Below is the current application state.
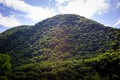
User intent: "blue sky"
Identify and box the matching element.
[0,0,120,32]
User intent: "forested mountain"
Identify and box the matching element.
[0,14,120,80]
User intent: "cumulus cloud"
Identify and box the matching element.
[0,0,110,28]
[56,0,109,18]
[0,0,56,21]
[113,19,120,27]
[55,0,70,6]
[0,13,21,28]
[116,2,120,9]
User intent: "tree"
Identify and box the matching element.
[0,54,11,80]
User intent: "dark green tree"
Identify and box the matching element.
[0,54,11,80]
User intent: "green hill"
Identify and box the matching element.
[0,14,120,80]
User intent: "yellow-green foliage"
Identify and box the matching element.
[0,54,11,80]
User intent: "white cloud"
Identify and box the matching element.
[55,0,70,6]
[116,2,120,8]
[0,13,21,28]
[0,0,56,21]
[49,0,52,3]
[0,0,110,28]
[57,0,109,18]
[113,19,120,27]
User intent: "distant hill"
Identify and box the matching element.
[0,14,120,80]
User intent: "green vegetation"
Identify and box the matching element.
[9,51,120,80]
[0,54,11,80]
[0,14,120,80]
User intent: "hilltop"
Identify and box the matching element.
[0,14,120,80]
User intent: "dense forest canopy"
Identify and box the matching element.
[0,14,120,80]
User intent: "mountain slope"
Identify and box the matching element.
[0,25,8,33]
[0,14,120,66]
[0,14,120,80]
